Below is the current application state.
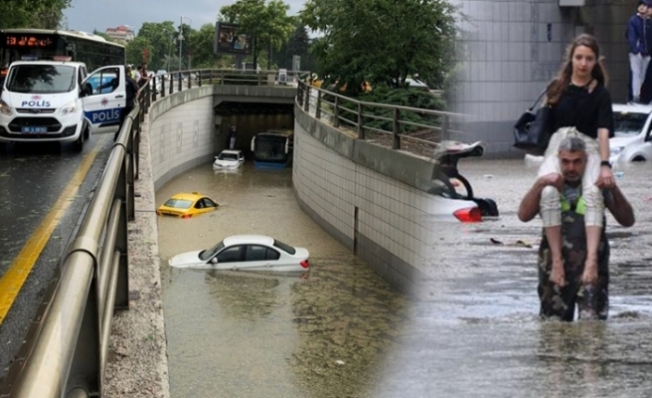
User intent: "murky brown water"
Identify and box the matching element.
[159,157,652,398]
[157,163,411,398]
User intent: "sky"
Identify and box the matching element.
[63,0,306,34]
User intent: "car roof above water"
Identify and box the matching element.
[223,235,275,247]
[613,103,652,114]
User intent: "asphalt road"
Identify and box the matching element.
[0,134,114,382]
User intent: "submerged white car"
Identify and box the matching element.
[213,149,245,171]
[168,235,310,272]
[609,103,652,167]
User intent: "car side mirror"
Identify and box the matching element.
[81,83,93,97]
[211,257,218,264]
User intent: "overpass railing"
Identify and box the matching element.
[295,80,468,158]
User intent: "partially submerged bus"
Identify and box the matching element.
[0,29,125,85]
[250,129,294,169]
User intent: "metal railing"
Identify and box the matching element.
[0,81,150,398]
[296,80,468,157]
[0,68,458,397]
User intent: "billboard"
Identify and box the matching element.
[214,22,252,55]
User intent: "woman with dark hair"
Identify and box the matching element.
[537,33,615,289]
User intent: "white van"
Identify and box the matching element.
[0,60,128,151]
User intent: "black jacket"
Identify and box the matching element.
[125,76,139,108]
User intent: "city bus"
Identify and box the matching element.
[250,129,294,169]
[0,29,125,85]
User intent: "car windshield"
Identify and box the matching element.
[163,198,193,209]
[218,152,239,160]
[199,241,225,261]
[6,64,75,94]
[273,239,296,255]
[613,111,648,137]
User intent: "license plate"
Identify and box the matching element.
[21,126,47,134]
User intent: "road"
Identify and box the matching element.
[0,135,114,381]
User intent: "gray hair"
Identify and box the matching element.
[558,136,586,153]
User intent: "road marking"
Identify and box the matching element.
[0,141,103,325]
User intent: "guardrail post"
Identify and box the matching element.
[152,77,157,102]
[393,108,400,149]
[169,75,173,95]
[304,85,310,112]
[161,76,166,98]
[198,70,202,87]
[178,74,182,92]
[315,90,322,119]
[333,96,340,128]
[357,102,365,139]
[441,115,449,141]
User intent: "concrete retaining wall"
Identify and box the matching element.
[293,105,440,295]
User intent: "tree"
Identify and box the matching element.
[219,0,295,69]
[125,37,152,67]
[136,21,178,71]
[189,24,220,68]
[0,0,71,29]
[301,0,459,94]
[274,24,317,71]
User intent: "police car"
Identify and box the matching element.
[0,59,130,151]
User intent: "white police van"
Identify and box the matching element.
[0,60,128,151]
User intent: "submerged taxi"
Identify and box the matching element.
[156,192,219,218]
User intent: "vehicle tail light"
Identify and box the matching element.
[453,207,482,223]
[300,260,309,269]
[182,214,192,219]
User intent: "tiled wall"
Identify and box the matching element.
[149,95,216,191]
[293,121,439,295]
[450,0,636,157]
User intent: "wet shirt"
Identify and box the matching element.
[549,82,615,139]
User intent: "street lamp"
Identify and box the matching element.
[178,15,193,72]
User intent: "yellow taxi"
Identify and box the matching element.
[156,192,219,218]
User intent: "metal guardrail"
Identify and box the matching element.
[295,80,468,157]
[0,67,453,397]
[0,79,150,398]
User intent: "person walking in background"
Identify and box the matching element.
[228,125,237,149]
[627,0,651,103]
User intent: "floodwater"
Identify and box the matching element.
[158,158,652,398]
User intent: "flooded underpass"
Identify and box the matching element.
[157,163,411,398]
[157,158,652,398]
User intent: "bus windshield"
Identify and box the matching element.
[254,135,288,161]
[5,64,76,94]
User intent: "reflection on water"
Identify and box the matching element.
[158,163,409,398]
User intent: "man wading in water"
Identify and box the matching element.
[518,137,635,321]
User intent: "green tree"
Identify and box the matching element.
[0,0,71,29]
[301,0,458,94]
[189,23,219,68]
[219,0,295,69]
[136,21,178,70]
[274,24,316,71]
[125,36,152,66]
[92,30,114,42]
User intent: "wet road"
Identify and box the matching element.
[0,136,114,381]
[159,158,652,398]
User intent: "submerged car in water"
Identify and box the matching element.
[156,192,219,218]
[168,235,310,272]
[609,103,652,167]
[213,149,245,171]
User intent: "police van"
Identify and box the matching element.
[0,59,129,151]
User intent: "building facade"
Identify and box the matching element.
[104,25,135,43]
[450,0,637,157]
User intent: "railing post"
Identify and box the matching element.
[357,102,365,139]
[333,96,340,128]
[393,108,400,149]
[178,74,182,92]
[315,90,322,119]
[161,75,166,98]
[115,154,130,311]
[152,77,157,102]
[198,70,202,87]
[442,115,449,141]
[304,85,310,112]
